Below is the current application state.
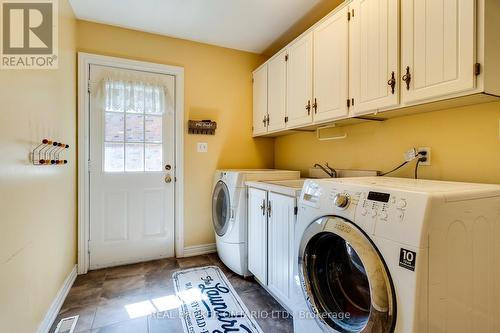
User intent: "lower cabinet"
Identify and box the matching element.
[248,187,296,311]
[248,187,268,284]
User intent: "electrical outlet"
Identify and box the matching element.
[417,147,431,166]
[197,142,208,153]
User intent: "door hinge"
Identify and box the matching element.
[285,54,289,62]
[347,99,351,108]
[87,80,91,94]
[294,206,298,215]
[87,240,91,254]
[87,160,91,172]
[284,116,289,123]
[474,63,481,76]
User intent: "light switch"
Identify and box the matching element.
[197,142,208,153]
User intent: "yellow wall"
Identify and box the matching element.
[77,21,274,247]
[275,101,500,184]
[0,1,77,332]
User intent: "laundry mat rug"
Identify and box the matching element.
[173,266,264,333]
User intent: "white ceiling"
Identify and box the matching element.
[69,0,324,54]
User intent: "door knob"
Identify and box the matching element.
[164,175,172,183]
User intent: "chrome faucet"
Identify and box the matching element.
[313,162,337,178]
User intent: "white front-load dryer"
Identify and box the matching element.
[293,177,500,333]
[212,169,300,277]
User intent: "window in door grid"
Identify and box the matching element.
[104,108,163,172]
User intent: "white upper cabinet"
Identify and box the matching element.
[252,64,268,136]
[252,0,500,137]
[267,50,287,132]
[349,0,399,115]
[401,0,476,105]
[286,32,313,128]
[313,6,349,123]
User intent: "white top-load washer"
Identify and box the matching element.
[293,177,500,333]
[212,169,300,277]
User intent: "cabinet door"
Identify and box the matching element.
[401,0,476,105]
[247,188,268,284]
[252,65,268,136]
[267,192,295,308]
[349,0,399,115]
[286,32,313,128]
[313,6,349,123]
[267,50,287,132]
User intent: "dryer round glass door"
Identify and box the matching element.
[212,181,231,237]
[298,216,396,333]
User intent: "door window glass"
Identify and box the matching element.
[103,105,163,173]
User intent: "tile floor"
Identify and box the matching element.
[50,254,293,333]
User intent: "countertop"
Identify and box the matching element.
[245,179,307,197]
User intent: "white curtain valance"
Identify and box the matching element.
[103,78,166,114]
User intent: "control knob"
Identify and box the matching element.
[333,193,350,209]
[397,199,407,209]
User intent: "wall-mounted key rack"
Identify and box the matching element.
[31,139,69,165]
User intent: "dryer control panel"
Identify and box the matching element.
[359,191,408,223]
[300,179,428,247]
[356,189,427,247]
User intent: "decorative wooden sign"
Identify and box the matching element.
[188,120,217,135]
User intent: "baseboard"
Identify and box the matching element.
[37,265,77,333]
[183,243,217,257]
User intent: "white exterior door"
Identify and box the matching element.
[247,187,268,284]
[267,50,287,132]
[252,65,268,136]
[89,65,175,269]
[313,7,349,123]
[286,32,313,128]
[267,192,295,309]
[349,0,399,115]
[401,0,476,105]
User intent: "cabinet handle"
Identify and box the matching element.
[262,116,266,126]
[260,199,266,216]
[313,98,318,113]
[387,71,396,94]
[305,100,311,115]
[402,66,411,90]
[266,115,270,126]
[267,201,272,217]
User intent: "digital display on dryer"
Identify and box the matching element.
[367,191,390,203]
